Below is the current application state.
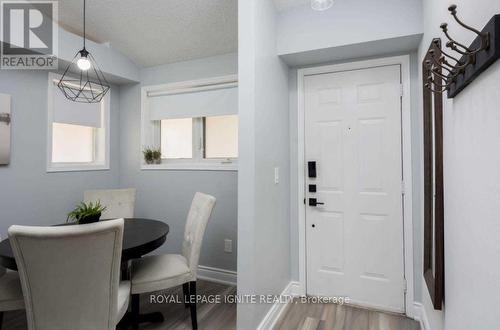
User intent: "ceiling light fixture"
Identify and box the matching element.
[311,0,334,11]
[58,0,110,103]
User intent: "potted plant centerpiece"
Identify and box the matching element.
[67,201,106,224]
[143,147,162,165]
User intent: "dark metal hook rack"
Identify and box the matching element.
[425,5,500,98]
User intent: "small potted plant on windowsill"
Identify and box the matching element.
[143,147,162,165]
[67,201,107,224]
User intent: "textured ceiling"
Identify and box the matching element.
[58,0,237,68]
[274,0,310,11]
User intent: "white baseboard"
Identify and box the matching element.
[413,302,431,330]
[287,281,304,296]
[197,265,237,286]
[257,281,301,330]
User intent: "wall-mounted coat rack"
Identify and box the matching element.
[425,5,500,98]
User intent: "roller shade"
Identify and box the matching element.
[53,84,102,128]
[149,86,237,120]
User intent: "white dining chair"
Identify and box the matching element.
[130,192,216,330]
[84,188,136,219]
[8,219,130,330]
[0,235,24,330]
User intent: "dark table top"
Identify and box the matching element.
[0,218,170,270]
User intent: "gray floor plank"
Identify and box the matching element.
[273,299,420,330]
[3,279,236,330]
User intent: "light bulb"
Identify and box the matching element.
[311,0,334,11]
[77,56,91,71]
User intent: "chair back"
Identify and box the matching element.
[84,188,136,219]
[8,219,124,330]
[182,192,216,276]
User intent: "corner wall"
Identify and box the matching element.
[237,0,291,328]
[118,53,239,272]
[0,70,121,235]
[277,0,422,62]
[417,1,500,329]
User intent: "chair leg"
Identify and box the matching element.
[0,311,4,330]
[183,282,190,308]
[131,294,140,330]
[189,281,197,329]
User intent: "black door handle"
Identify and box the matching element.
[309,198,325,207]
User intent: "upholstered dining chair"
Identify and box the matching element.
[8,219,130,330]
[130,192,216,330]
[84,188,136,219]
[0,235,24,330]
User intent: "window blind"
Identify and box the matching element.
[148,86,237,120]
[53,83,102,128]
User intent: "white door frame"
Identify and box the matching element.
[296,55,415,317]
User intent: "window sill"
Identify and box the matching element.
[141,162,238,172]
[47,164,110,173]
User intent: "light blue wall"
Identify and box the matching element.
[237,0,291,328]
[0,54,238,273]
[0,70,121,236]
[118,53,238,271]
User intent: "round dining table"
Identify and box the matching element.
[0,218,170,326]
[0,218,170,271]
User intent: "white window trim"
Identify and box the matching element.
[46,72,110,173]
[141,74,238,171]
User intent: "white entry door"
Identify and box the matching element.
[304,65,405,312]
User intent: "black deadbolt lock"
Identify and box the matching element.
[308,161,317,178]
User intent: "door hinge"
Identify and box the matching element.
[401,181,405,195]
[400,84,404,97]
[403,279,408,293]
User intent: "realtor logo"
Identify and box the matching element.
[1,1,58,69]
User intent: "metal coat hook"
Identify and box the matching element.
[439,48,462,66]
[448,4,490,51]
[427,75,451,90]
[425,81,448,94]
[440,23,472,53]
[426,51,457,78]
[426,5,500,98]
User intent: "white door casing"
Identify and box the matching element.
[304,65,405,312]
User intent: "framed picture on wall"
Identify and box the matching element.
[422,38,445,310]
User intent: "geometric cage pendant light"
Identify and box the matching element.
[58,0,110,103]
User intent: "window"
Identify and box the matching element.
[142,75,238,171]
[51,123,95,163]
[160,118,193,159]
[47,73,110,172]
[159,115,238,160]
[204,115,238,159]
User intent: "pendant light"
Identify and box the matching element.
[311,0,334,11]
[58,0,109,103]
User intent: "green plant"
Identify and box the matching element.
[152,149,161,160]
[67,201,106,223]
[142,147,161,164]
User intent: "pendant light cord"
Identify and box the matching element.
[83,0,86,49]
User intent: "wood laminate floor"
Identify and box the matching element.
[274,299,420,330]
[2,279,237,330]
[3,281,419,330]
